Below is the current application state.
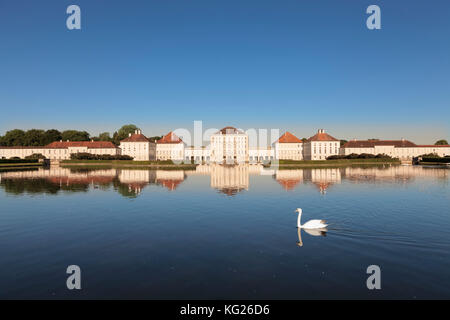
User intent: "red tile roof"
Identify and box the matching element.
[343,140,417,148]
[0,146,44,149]
[156,132,183,144]
[45,141,117,149]
[307,129,339,142]
[120,133,150,143]
[276,132,303,143]
[216,126,244,135]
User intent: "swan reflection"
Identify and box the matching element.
[297,227,328,247]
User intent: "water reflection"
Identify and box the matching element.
[297,227,328,247]
[0,164,448,198]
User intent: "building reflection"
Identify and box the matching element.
[210,164,249,196]
[307,168,341,195]
[0,164,448,197]
[275,168,341,194]
[275,170,303,191]
[156,170,185,191]
[0,167,187,198]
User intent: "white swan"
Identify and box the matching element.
[295,208,328,229]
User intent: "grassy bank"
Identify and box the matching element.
[60,160,198,170]
[265,158,400,168]
[0,162,42,168]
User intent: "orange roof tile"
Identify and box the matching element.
[121,133,150,143]
[216,126,244,135]
[276,132,303,143]
[307,130,339,142]
[343,140,417,148]
[156,132,183,144]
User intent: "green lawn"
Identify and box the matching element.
[0,162,42,168]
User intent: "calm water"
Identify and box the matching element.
[0,164,449,299]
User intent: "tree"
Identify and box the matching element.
[112,124,139,145]
[43,129,62,145]
[23,129,46,146]
[61,130,90,141]
[148,136,162,142]
[435,139,448,146]
[1,129,26,146]
[340,139,348,147]
[98,132,112,141]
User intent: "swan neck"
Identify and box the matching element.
[297,211,302,228]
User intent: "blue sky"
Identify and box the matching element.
[0,0,449,143]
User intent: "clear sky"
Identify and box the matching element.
[1,0,449,144]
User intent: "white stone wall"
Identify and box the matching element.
[274,142,303,160]
[341,145,450,160]
[305,141,340,160]
[0,147,119,160]
[120,141,155,161]
[210,132,248,164]
[184,147,211,162]
[248,148,274,162]
[156,143,184,161]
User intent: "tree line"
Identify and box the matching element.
[0,124,163,147]
[1,126,447,147]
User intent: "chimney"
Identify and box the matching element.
[66,140,69,142]
[129,133,132,137]
[91,139,94,142]
[60,140,62,142]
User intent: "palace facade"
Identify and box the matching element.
[1,126,449,162]
[0,140,119,160]
[119,129,156,161]
[340,139,450,160]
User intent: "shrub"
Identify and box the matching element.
[326,153,394,160]
[70,153,134,161]
[419,153,440,158]
[25,153,46,160]
[421,157,450,163]
[0,158,38,164]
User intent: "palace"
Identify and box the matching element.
[0,140,119,160]
[341,139,450,160]
[1,127,449,162]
